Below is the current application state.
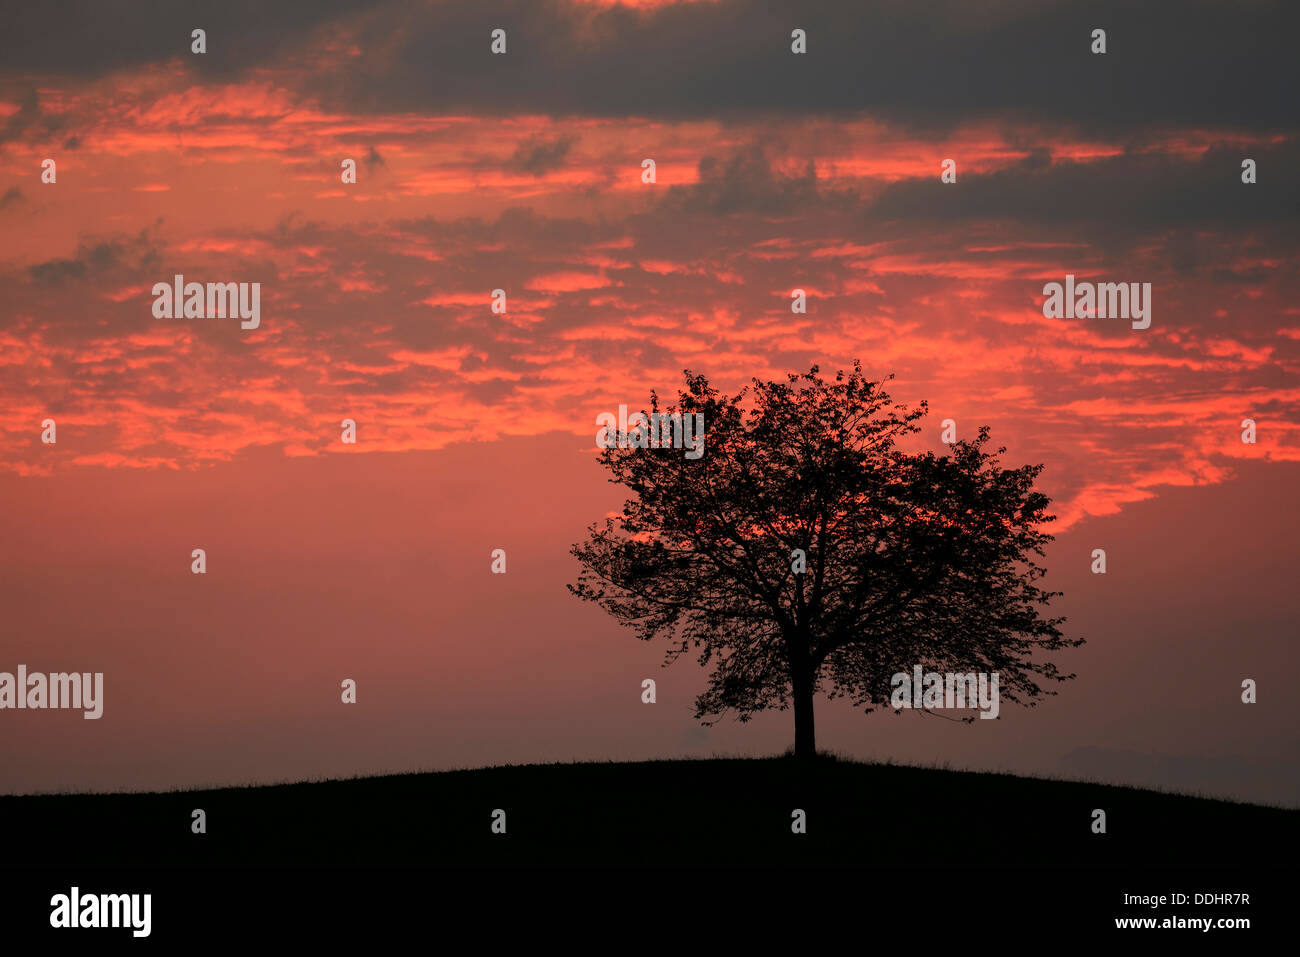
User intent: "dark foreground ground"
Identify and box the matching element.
[2,756,1294,868]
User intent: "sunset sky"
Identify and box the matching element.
[1,0,1296,804]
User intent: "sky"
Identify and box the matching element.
[0,0,1296,804]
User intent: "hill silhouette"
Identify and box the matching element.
[3,756,1294,868]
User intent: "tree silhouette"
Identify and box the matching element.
[569,363,1081,760]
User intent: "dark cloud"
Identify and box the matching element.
[635,136,1300,276]
[657,139,861,216]
[506,134,576,176]
[0,88,65,145]
[3,2,1295,135]
[209,0,1300,135]
[0,187,24,211]
[0,0,376,81]
[27,230,160,285]
[868,140,1300,241]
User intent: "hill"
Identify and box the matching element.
[2,756,1293,868]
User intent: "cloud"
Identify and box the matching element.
[3,192,1296,523]
[0,0,376,81]
[3,2,1296,136]
[0,186,24,211]
[0,87,62,145]
[656,139,860,215]
[507,133,576,176]
[27,230,160,285]
[869,140,1300,233]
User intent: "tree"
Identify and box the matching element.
[569,363,1081,760]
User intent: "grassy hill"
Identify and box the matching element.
[2,756,1294,868]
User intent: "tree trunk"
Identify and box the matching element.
[792,673,817,760]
